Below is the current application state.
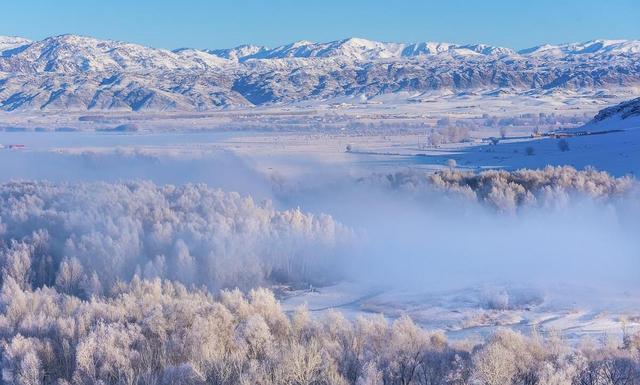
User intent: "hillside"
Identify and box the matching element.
[579,97,640,132]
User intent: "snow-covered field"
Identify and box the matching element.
[0,88,632,132]
[1,99,638,344]
[280,282,640,343]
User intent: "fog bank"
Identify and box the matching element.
[275,165,640,292]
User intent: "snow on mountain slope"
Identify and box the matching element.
[0,36,31,52]
[210,38,640,62]
[577,97,640,132]
[208,38,401,61]
[268,38,403,60]
[0,34,639,112]
[206,44,268,61]
[518,39,640,57]
[0,34,230,74]
[211,37,516,62]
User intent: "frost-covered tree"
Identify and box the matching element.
[0,277,636,385]
[0,181,353,291]
[364,166,636,212]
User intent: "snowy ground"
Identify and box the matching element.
[279,282,640,343]
[209,124,640,177]
[0,89,630,132]
[0,102,638,344]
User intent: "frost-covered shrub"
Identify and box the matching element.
[481,287,545,311]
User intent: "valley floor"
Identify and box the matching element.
[279,282,640,344]
[1,99,638,344]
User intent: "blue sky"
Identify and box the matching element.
[1,0,639,50]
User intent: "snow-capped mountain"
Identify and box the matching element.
[209,38,517,62]
[518,39,640,56]
[1,35,639,112]
[0,35,229,73]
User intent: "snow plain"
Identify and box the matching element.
[1,100,638,344]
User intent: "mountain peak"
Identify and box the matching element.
[42,34,119,47]
[289,39,315,47]
[0,36,32,52]
[339,37,377,46]
[517,39,639,56]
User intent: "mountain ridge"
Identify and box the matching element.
[204,36,640,62]
[1,34,639,112]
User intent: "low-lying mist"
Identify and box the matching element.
[274,165,640,296]
[0,148,274,201]
[0,147,638,302]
